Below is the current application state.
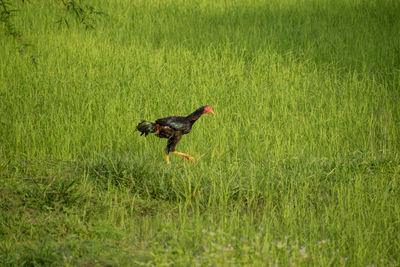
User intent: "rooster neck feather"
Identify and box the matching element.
[186,106,206,123]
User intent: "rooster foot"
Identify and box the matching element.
[172,151,195,162]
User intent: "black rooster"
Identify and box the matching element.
[136,106,214,164]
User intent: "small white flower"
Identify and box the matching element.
[318,239,329,245]
[277,241,285,249]
[299,247,309,259]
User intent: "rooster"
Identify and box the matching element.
[136,106,214,164]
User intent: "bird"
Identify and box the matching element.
[136,106,214,164]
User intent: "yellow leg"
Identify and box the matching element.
[165,154,170,164]
[172,151,195,162]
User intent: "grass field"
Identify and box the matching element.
[1,0,399,265]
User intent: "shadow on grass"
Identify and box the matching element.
[0,238,149,266]
[126,0,399,87]
[83,156,180,201]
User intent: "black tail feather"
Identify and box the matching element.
[136,120,155,137]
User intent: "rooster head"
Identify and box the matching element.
[203,106,214,114]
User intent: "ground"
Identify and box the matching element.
[0,0,399,265]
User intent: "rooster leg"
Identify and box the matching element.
[172,151,195,162]
[165,154,170,164]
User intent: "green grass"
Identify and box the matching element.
[1,0,399,265]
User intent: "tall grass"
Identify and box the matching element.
[1,0,399,265]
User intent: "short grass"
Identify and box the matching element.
[1,0,399,265]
